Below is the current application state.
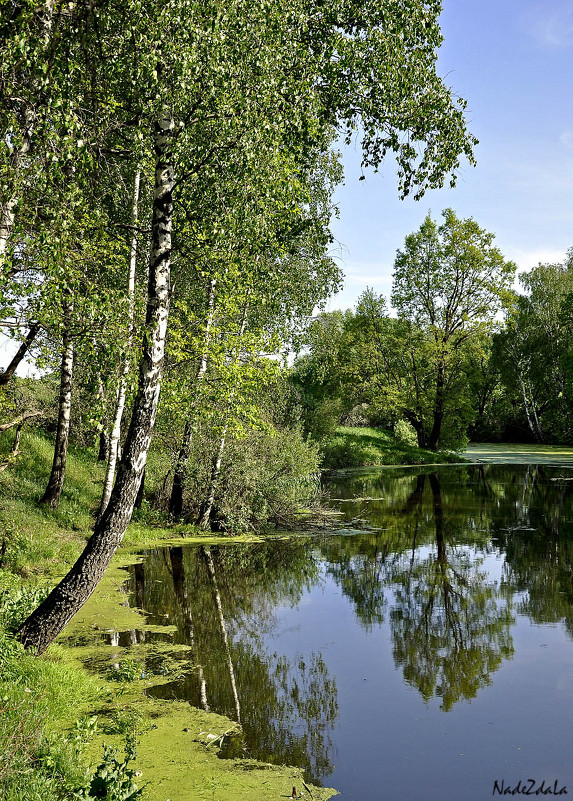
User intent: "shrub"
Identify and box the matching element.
[74,736,143,801]
[0,579,51,632]
[178,424,322,532]
[394,419,418,448]
[341,403,371,427]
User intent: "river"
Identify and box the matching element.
[96,464,573,800]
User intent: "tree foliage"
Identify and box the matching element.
[2,0,478,653]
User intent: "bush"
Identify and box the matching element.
[179,424,321,532]
[340,403,371,427]
[75,736,143,801]
[0,580,51,632]
[394,419,418,448]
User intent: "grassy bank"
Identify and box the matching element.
[320,426,462,469]
[0,429,334,800]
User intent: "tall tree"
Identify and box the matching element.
[38,297,74,507]
[98,167,143,520]
[494,257,573,443]
[391,209,515,449]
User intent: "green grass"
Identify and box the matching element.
[0,429,107,799]
[0,429,104,579]
[0,635,103,801]
[320,426,462,469]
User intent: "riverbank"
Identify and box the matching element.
[0,429,335,800]
[320,426,461,469]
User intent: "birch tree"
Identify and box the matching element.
[98,168,142,519]
[494,259,573,442]
[18,0,477,653]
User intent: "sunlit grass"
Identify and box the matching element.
[321,426,460,469]
[0,429,104,579]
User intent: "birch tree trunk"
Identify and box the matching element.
[518,371,541,442]
[98,168,141,519]
[0,106,34,264]
[18,111,175,654]
[169,279,216,518]
[197,298,249,528]
[39,312,74,509]
[198,426,227,529]
[528,378,544,442]
[0,323,40,386]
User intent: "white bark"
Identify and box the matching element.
[169,278,217,518]
[198,426,227,528]
[519,372,539,442]
[528,378,544,442]
[198,298,249,528]
[99,168,141,519]
[0,108,34,262]
[18,110,175,654]
[204,547,240,724]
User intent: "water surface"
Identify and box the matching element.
[120,465,573,800]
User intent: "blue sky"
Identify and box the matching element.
[327,0,573,310]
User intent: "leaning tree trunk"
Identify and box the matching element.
[169,278,217,518]
[134,467,145,509]
[0,323,40,387]
[18,111,175,654]
[39,313,74,509]
[98,168,141,520]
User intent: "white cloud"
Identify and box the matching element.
[324,261,394,311]
[508,247,567,276]
[560,131,573,150]
[521,7,573,49]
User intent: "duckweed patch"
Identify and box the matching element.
[58,553,336,801]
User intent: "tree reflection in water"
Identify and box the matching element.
[120,464,573,785]
[134,540,338,783]
[320,471,515,710]
[389,473,514,711]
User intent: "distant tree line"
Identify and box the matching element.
[292,210,573,449]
